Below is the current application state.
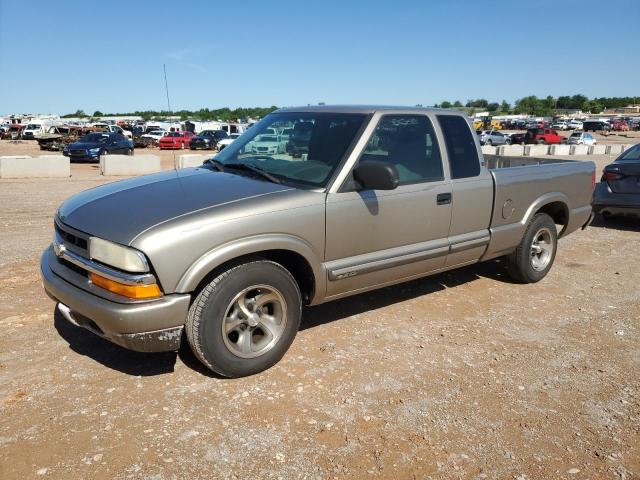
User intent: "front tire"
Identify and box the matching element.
[505,213,557,283]
[186,260,302,377]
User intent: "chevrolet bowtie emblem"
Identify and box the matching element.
[53,242,66,257]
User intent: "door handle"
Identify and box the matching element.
[437,193,452,205]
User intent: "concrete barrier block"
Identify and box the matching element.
[176,154,207,169]
[524,145,550,156]
[497,145,524,156]
[481,145,497,155]
[570,145,590,155]
[0,155,70,178]
[606,145,624,155]
[588,144,607,155]
[100,154,161,176]
[549,145,571,155]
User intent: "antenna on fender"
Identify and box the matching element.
[163,64,177,170]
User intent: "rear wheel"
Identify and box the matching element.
[126,148,133,156]
[186,260,302,377]
[505,213,557,283]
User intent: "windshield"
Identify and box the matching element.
[166,132,181,137]
[26,124,41,129]
[229,134,240,139]
[81,133,110,143]
[214,112,367,188]
[570,133,581,137]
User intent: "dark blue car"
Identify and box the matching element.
[64,132,134,162]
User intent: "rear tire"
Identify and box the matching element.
[186,260,302,378]
[505,213,557,283]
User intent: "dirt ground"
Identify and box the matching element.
[0,139,638,479]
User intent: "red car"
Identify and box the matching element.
[524,128,564,145]
[158,131,195,150]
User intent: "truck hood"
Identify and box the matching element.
[58,167,292,245]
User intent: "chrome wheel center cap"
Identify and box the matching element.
[247,314,259,328]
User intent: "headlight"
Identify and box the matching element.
[89,148,101,153]
[89,237,149,272]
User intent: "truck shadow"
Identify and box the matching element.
[54,309,178,376]
[588,214,640,232]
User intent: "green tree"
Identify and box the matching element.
[582,100,604,114]
[61,109,87,118]
[93,110,103,117]
[500,100,511,113]
[514,96,545,115]
[487,102,499,112]
[453,100,463,108]
[440,101,452,109]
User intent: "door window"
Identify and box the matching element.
[355,115,443,185]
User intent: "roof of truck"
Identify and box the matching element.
[275,105,463,115]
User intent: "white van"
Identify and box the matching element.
[22,122,46,139]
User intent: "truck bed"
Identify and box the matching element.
[484,155,575,170]
[481,155,595,261]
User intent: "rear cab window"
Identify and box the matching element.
[436,115,481,179]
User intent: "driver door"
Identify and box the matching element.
[324,113,452,299]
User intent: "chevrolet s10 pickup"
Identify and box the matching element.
[41,106,595,377]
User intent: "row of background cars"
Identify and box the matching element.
[475,116,635,147]
[61,128,241,162]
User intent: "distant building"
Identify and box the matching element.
[604,104,640,114]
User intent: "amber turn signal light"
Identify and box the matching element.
[90,273,162,299]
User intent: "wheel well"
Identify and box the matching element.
[537,201,568,229]
[192,250,316,305]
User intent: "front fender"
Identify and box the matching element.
[175,233,326,303]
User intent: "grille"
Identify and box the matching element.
[55,221,89,257]
[59,257,88,277]
[70,149,86,156]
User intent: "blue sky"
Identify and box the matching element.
[0,0,638,114]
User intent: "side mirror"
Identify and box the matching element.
[353,161,399,191]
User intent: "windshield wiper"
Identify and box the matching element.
[204,158,225,171]
[224,163,282,184]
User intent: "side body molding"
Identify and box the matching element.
[175,234,326,303]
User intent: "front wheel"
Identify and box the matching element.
[505,213,557,283]
[186,260,302,377]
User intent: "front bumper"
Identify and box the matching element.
[190,142,213,150]
[41,246,190,352]
[66,152,101,162]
